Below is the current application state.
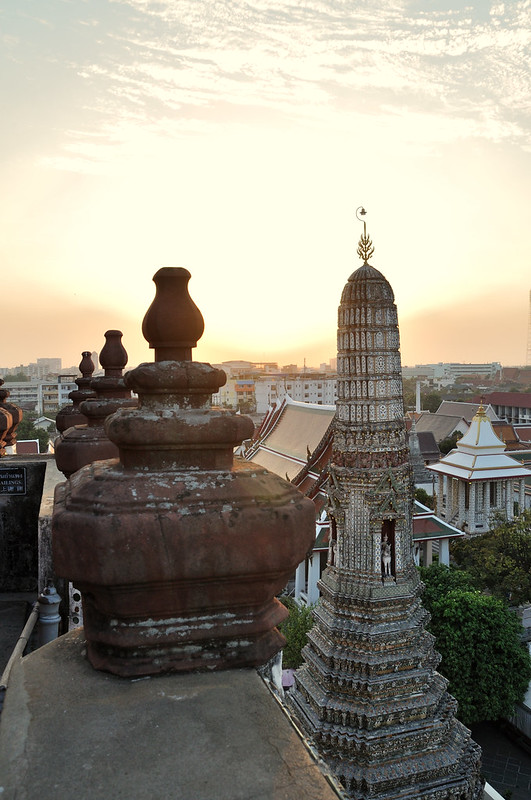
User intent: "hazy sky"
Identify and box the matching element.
[1,0,530,371]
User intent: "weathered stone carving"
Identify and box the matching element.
[54,332,136,477]
[55,351,95,433]
[0,379,22,455]
[53,267,316,677]
[288,217,483,799]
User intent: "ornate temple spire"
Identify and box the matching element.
[356,205,375,264]
[288,215,483,800]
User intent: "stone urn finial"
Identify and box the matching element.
[142,268,205,362]
[53,267,316,677]
[56,351,96,434]
[98,330,129,376]
[0,378,23,455]
[54,332,136,478]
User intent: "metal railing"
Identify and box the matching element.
[0,601,39,711]
[0,583,61,713]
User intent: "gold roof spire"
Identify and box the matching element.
[356,206,375,264]
[475,396,487,419]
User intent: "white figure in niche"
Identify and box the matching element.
[328,536,337,566]
[381,533,392,577]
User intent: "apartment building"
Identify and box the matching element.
[4,375,76,414]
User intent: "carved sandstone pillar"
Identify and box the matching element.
[54,332,136,478]
[0,379,22,455]
[53,268,315,677]
[55,352,95,433]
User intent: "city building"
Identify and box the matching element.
[0,358,63,380]
[35,358,62,378]
[402,362,502,386]
[4,376,77,414]
[213,372,338,413]
[481,391,531,425]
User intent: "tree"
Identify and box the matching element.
[237,399,256,414]
[15,412,50,453]
[428,588,531,726]
[3,372,30,382]
[402,378,417,411]
[415,487,434,510]
[278,596,315,668]
[418,563,478,613]
[451,511,531,605]
[438,430,462,455]
[423,391,442,414]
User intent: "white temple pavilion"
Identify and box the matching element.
[427,403,530,534]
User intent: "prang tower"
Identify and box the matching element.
[288,211,483,800]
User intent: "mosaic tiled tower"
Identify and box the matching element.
[288,211,483,800]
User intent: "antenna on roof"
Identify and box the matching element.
[356,206,374,264]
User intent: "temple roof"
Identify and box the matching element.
[436,401,498,423]
[414,412,468,443]
[340,262,395,305]
[246,398,462,546]
[428,405,531,482]
[405,419,440,463]
[491,421,531,451]
[246,396,335,481]
[515,425,531,443]
[413,502,465,541]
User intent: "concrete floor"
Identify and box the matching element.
[0,629,343,800]
[471,722,531,800]
[2,602,530,800]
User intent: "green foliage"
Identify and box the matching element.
[237,399,256,414]
[451,511,531,605]
[3,372,29,382]
[438,430,462,455]
[418,563,478,615]
[402,378,417,410]
[415,487,434,510]
[423,391,442,413]
[278,596,315,669]
[428,588,531,725]
[15,412,50,453]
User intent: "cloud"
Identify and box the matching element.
[25,0,525,172]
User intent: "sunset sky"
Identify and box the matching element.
[1,0,530,371]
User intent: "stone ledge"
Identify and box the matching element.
[0,629,342,800]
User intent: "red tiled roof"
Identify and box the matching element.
[412,516,464,540]
[491,421,529,450]
[481,392,531,409]
[516,426,531,443]
[16,440,39,454]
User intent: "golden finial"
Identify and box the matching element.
[476,396,487,418]
[356,206,375,263]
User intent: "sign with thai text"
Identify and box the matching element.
[0,467,27,495]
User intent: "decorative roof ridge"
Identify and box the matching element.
[247,397,287,452]
[284,395,336,412]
